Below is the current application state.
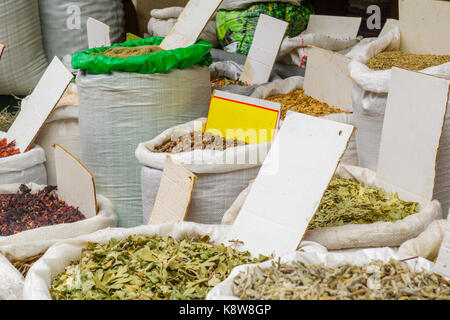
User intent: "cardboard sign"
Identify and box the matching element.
[376,68,449,205]
[160,0,223,50]
[7,57,73,153]
[0,43,5,60]
[435,216,450,278]
[379,19,399,38]
[226,111,354,256]
[303,47,353,112]
[305,15,362,39]
[205,90,281,144]
[240,15,289,85]
[54,145,98,219]
[87,17,111,49]
[399,0,450,55]
[149,157,197,224]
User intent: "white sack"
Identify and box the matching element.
[220,0,303,10]
[136,119,270,224]
[0,0,48,96]
[399,219,448,262]
[77,67,211,228]
[206,247,439,300]
[0,132,47,185]
[0,254,24,300]
[250,76,358,166]
[38,0,125,61]
[222,164,442,250]
[0,183,117,262]
[148,7,219,47]
[23,222,321,300]
[349,27,450,217]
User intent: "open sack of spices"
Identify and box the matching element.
[22,222,322,300]
[0,133,47,185]
[222,164,442,250]
[207,247,450,300]
[249,76,358,166]
[0,183,117,265]
[135,119,271,225]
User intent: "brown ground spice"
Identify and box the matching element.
[92,45,163,58]
[366,51,450,71]
[266,90,349,120]
[153,132,248,153]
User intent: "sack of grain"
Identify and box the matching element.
[0,133,46,185]
[0,254,24,300]
[148,7,219,48]
[348,27,450,217]
[250,76,358,166]
[0,183,117,262]
[136,119,270,225]
[0,0,48,95]
[223,164,442,250]
[38,0,125,61]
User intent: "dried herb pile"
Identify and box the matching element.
[309,177,418,230]
[233,259,450,300]
[366,51,450,71]
[211,77,249,87]
[92,45,164,59]
[153,132,248,154]
[266,90,349,119]
[0,185,86,237]
[13,253,44,277]
[0,107,19,132]
[0,139,20,158]
[50,235,268,300]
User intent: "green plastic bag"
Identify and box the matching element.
[72,37,213,74]
[217,2,314,55]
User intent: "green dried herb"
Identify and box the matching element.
[366,51,450,71]
[50,235,268,300]
[233,259,450,300]
[309,177,418,230]
[92,45,163,59]
[0,107,19,132]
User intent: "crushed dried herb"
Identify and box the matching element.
[50,235,269,300]
[309,177,418,230]
[153,131,248,153]
[266,90,349,119]
[92,45,164,58]
[0,185,86,236]
[13,253,44,277]
[233,259,450,300]
[0,107,19,132]
[366,51,450,71]
[211,77,249,87]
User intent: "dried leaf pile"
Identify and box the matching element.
[211,77,249,87]
[13,253,44,277]
[0,107,19,132]
[153,132,248,153]
[92,45,164,59]
[266,90,349,119]
[50,235,268,300]
[309,177,418,230]
[366,51,450,71]
[233,259,450,300]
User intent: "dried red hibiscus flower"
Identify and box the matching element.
[0,185,86,236]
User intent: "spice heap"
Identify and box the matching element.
[366,51,450,71]
[0,107,19,132]
[266,90,348,119]
[50,235,268,300]
[0,185,86,236]
[13,253,44,277]
[211,77,249,87]
[233,259,450,300]
[0,138,20,158]
[309,177,418,230]
[92,45,164,59]
[153,131,248,153]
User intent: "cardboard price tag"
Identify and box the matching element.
[305,15,361,39]
[87,17,111,49]
[7,57,73,153]
[240,14,288,85]
[435,216,450,279]
[54,144,98,219]
[376,68,450,205]
[303,46,353,112]
[205,90,281,144]
[149,156,197,225]
[160,0,223,50]
[0,43,5,60]
[226,111,354,256]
